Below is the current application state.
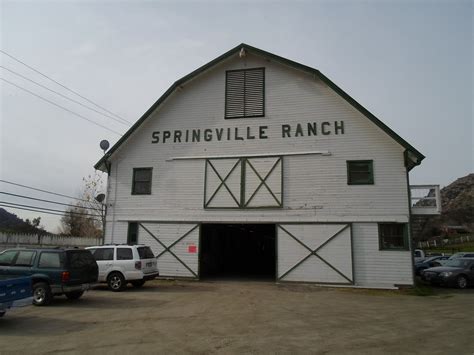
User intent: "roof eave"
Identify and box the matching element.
[94,43,247,171]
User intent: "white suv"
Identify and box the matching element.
[86,245,159,291]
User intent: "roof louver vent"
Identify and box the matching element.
[225,68,265,119]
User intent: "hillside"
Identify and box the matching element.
[0,208,46,234]
[440,173,474,214]
[419,173,473,238]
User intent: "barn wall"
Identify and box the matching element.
[352,223,413,287]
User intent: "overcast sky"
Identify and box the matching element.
[0,0,472,232]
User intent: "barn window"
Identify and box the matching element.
[225,68,265,119]
[127,222,138,245]
[378,223,408,250]
[132,168,153,195]
[347,160,374,185]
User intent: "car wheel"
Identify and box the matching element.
[107,272,126,292]
[131,280,146,288]
[33,282,52,306]
[456,275,468,289]
[65,291,84,300]
[0,311,5,317]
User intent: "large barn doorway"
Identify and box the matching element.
[200,224,276,280]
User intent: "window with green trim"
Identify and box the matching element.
[225,68,265,119]
[379,223,408,250]
[132,168,152,195]
[347,160,374,185]
[127,222,138,245]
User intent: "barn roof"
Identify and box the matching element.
[95,43,424,172]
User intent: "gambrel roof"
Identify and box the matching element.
[95,43,424,172]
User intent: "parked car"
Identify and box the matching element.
[0,275,33,317]
[0,248,98,306]
[413,249,426,263]
[414,256,451,275]
[421,258,474,289]
[448,252,474,260]
[86,245,159,291]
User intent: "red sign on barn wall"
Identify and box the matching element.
[188,245,197,253]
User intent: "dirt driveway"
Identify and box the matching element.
[0,280,472,354]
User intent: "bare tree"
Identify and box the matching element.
[60,172,105,237]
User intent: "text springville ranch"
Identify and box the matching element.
[151,120,345,144]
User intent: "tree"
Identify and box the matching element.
[24,217,45,234]
[60,172,105,238]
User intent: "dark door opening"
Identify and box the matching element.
[200,224,276,279]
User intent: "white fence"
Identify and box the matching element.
[417,235,472,249]
[0,232,102,250]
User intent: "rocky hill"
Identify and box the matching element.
[440,174,473,214]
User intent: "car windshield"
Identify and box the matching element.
[444,259,471,268]
[137,246,155,259]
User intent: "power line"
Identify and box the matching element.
[0,201,102,218]
[0,65,131,127]
[1,77,123,136]
[0,179,89,203]
[0,203,101,220]
[0,204,68,217]
[0,192,102,211]
[0,49,131,124]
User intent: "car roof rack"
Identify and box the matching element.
[100,243,146,246]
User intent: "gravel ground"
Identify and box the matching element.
[0,280,472,354]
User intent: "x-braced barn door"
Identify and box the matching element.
[139,223,200,279]
[204,156,282,208]
[244,157,282,208]
[277,224,353,284]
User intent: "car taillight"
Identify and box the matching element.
[61,271,70,283]
[135,261,142,270]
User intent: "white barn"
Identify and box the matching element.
[95,44,440,288]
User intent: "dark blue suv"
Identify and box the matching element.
[0,248,98,306]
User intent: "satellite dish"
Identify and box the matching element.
[95,193,106,203]
[100,140,110,153]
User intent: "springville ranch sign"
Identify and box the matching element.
[151,120,345,144]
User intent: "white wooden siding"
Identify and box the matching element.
[352,223,413,287]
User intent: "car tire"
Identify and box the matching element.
[0,311,5,317]
[456,275,468,289]
[65,291,84,300]
[33,282,52,306]
[131,280,146,288]
[107,272,126,292]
